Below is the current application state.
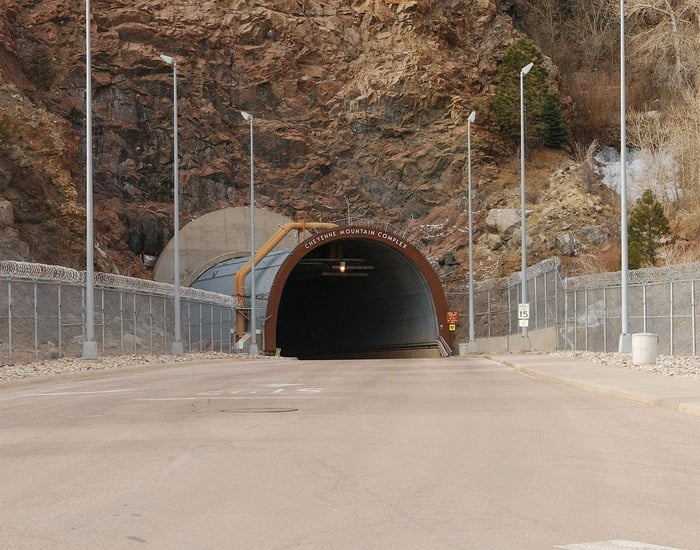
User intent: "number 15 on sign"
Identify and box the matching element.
[518,303,529,327]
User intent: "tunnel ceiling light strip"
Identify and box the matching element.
[332,264,374,271]
[321,272,369,277]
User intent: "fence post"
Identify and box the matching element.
[562,278,568,350]
[584,287,589,351]
[693,281,697,356]
[148,295,153,353]
[669,281,674,355]
[100,288,105,356]
[7,281,12,365]
[33,281,38,362]
[603,286,607,352]
[642,284,648,333]
[533,275,538,330]
[543,271,548,327]
[199,302,203,352]
[187,301,192,353]
[133,293,138,354]
[163,299,167,352]
[507,285,512,339]
[58,283,63,359]
[7,281,14,365]
[119,291,124,355]
[487,289,492,339]
[210,305,214,351]
[219,307,223,353]
[573,287,578,350]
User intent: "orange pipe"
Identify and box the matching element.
[235,221,338,340]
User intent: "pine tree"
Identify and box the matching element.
[628,189,670,268]
[539,88,570,148]
[491,37,570,148]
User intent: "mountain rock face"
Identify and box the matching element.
[0,0,618,282]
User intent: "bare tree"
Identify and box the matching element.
[514,0,565,62]
[668,88,700,199]
[568,0,619,71]
[628,88,700,204]
[626,0,700,91]
[515,0,619,72]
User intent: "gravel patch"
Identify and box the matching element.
[0,352,269,384]
[538,350,700,379]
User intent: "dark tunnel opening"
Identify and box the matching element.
[275,239,440,359]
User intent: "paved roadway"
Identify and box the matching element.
[1,356,698,550]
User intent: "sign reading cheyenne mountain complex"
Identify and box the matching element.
[303,227,410,250]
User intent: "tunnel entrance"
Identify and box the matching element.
[266,227,451,359]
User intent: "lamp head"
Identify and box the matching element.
[241,111,253,122]
[160,54,174,65]
[521,62,534,76]
[468,111,476,124]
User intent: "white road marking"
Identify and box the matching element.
[298,388,323,393]
[26,389,132,396]
[135,396,322,401]
[555,541,682,549]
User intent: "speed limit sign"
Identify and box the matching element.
[518,303,529,327]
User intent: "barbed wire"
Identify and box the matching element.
[565,261,700,290]
[0,261,84,283]
[0,261,236,306]
[448,257,561,293]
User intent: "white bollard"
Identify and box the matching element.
[632,333,659,365]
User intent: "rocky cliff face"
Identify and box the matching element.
[0,0,619,282]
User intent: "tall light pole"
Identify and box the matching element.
[619,0,631,352]
[519,61,534,352]
[467,110,477,353]
[160,54,183,356]
[241,111,258,356]
[82,0,97,359]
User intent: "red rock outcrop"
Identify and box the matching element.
[2,0,612,280]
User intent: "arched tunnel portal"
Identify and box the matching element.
[266,227,451,359]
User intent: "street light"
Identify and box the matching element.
[619,0,631,352]
[519,61,534,352]
[160,54,183,356]
[467,110,477,353]
[82,0,97,359]
[241,110,258,357]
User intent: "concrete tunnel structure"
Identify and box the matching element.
[154,208,452,359]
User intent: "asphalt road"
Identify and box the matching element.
[1,356,698,550]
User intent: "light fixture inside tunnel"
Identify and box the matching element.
[298,257,375,277]
[324,260,375,277]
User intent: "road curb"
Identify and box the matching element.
[491,356,700,418]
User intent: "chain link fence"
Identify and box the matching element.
[447,258,700,355]
[564,263,700,355]
[0,261,236,366]
[447,258,565,350]
[6,254,700,362]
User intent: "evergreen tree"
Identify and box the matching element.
[539,88,570,148]
[491,37,569,148]
[628,189,670,268]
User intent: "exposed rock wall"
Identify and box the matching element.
[0,0,619,280]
